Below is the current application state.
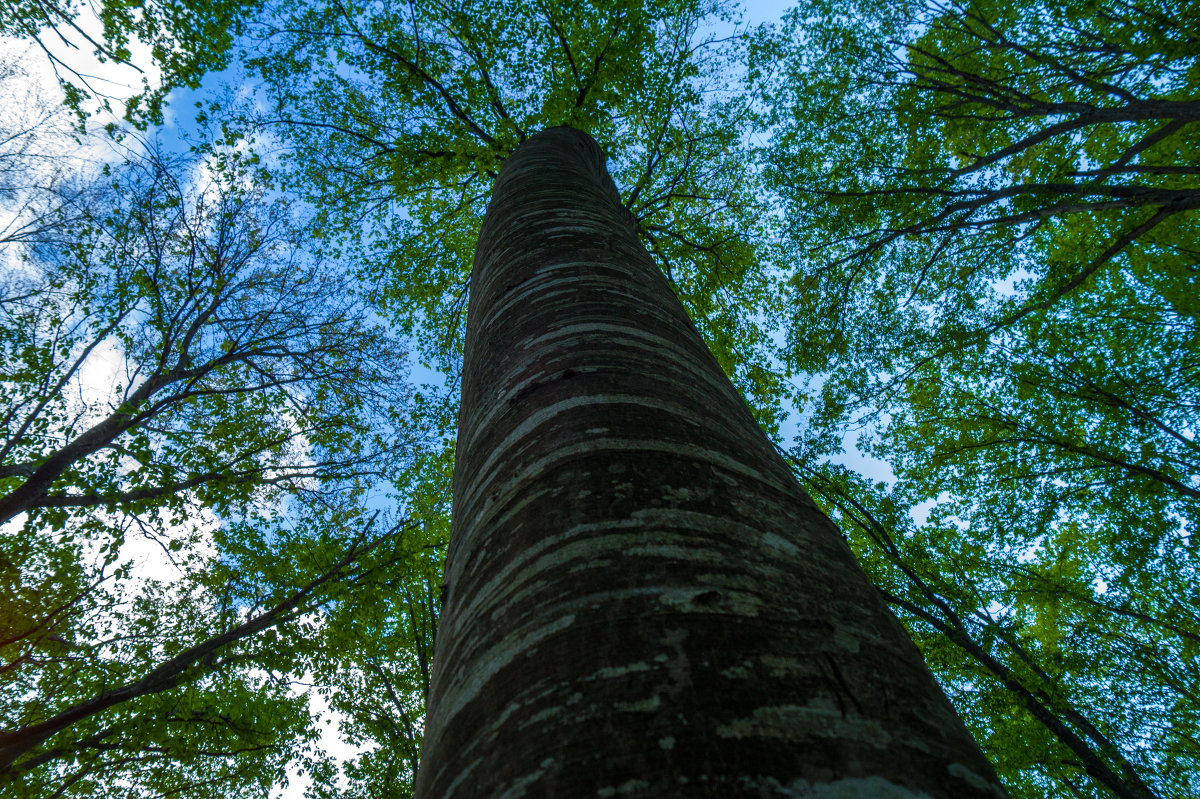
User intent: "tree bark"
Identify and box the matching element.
[414,126,1006,798]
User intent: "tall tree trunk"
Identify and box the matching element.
[414,127,1005,798]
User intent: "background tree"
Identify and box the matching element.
[759,0,1198,359]
[0,125,444,795]
[793,462,1190,799]
[756,0,1199,796]
[0,146,406,530]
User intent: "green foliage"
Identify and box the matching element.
[758,0,1199,376]
[299,430,454,798]
[800,464,1196,799]
[0,133,438,794]
[760,0,1200,795]
[6,0,1195,796]
[0,0,259,127]
[0,147,411,534]
[237,0,792,430]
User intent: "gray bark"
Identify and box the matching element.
[414,126,1006,798]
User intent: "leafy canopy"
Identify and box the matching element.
[240,0,793,431]
[758,0,1199,796]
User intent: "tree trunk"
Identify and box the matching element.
[414,127,1006,799]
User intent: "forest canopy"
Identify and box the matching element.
[0,0,1195,797]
